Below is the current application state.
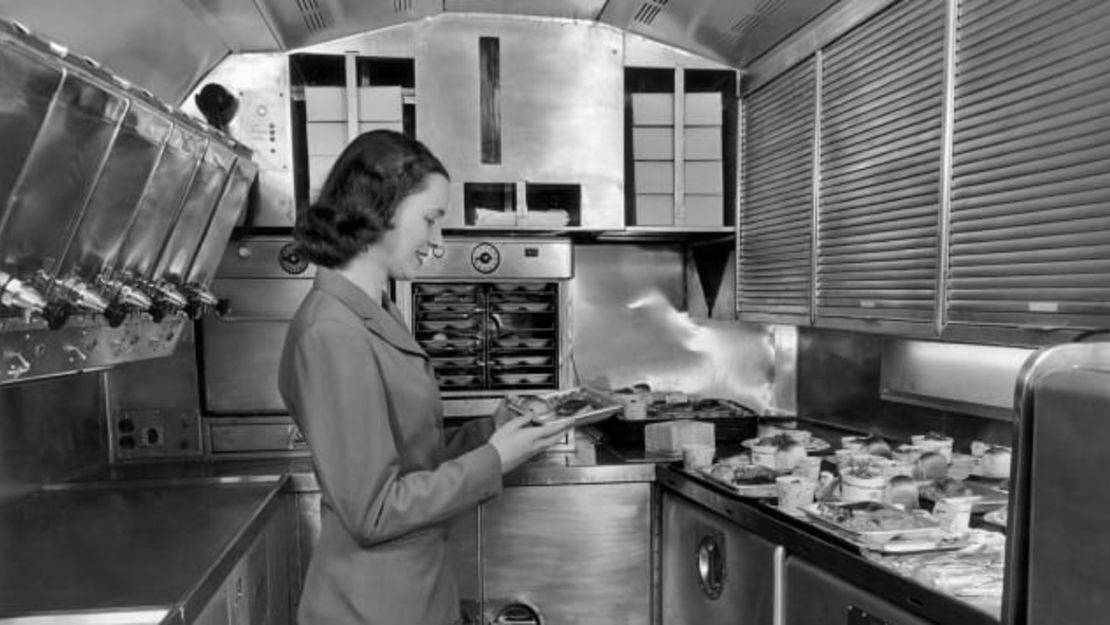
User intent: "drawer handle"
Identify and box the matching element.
[696,532,725,600]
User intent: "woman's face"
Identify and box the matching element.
[376,173,448,280]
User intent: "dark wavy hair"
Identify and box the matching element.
[294,130,449,268]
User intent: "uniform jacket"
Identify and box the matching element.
[278,267,501,625]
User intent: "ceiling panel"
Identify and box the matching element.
[601,0,839,67]
[445,0,608,20]
[0,0,230,103]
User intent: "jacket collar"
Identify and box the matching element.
[313,267,428,359]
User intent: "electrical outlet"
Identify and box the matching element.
[113,409,201,461]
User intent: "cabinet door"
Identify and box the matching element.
[785,557,930,625]
[228,531,270,625]
[481,483,651,625]
[661,491,775,625]
[192,585,230,625]
[815,0,946,326]
[739,58,816,325]
[946,0,1110,331]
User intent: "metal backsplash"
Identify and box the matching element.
[0,372,108,502]
[415,15,624,230]
[570,243,779,411]
[796,326,1014,449]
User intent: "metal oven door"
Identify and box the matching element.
[662,490,776,625]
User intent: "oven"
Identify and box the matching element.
[395,237,573,418]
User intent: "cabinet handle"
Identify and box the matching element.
[696,531,725,600]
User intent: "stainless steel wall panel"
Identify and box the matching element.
[113,125,207,280]
[0,42,63,223]
[155,143,236,284]
[55,101,173,283]
[209,279,313,320]
[201,319,290,414]
[415,15,624,230]
[571,244,777,410]
[0,373,108,502]
[0,71,127,280]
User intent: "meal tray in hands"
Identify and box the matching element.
[507,387,623,428]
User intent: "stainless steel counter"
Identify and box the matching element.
[0,481,284,624]
[656,465,1002,625]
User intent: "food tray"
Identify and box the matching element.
[507,386,623,428]
[493,302,552,313]
[919,479,1008,513]
[615,397,758,422]
[800,501,941,543]
[742,437,832,453]
[696,467,778,498]
[495,336,552,349]
[496,373,554,386]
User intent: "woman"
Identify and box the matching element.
[278,130,571,625]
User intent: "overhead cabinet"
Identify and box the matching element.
[737,0,1110,341]
[738,59,816,324]
[816,0,946,325]
[946,0,1110,330]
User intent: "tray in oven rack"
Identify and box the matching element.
[419,336,481,353]
[416,284,478,295]
[494,372,555,387]
[493,335,552,349]
[492,282,551,292]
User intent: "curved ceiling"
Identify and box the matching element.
[0,0,837,104]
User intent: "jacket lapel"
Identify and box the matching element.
[313,267,429,359]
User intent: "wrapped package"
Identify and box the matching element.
[645,420,715,455]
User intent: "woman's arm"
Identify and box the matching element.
[286,320,502,546]
[443,418,495,459]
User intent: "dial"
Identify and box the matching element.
[470,242,501,274]
[278,243,309,275]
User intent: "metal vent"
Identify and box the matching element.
[722,0,786,45]
[295,0,330,31]
[393,0,413,12]
[634,0,669,26]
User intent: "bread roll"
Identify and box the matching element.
[912,451,949,481]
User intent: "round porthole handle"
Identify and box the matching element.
[697,533,725,600]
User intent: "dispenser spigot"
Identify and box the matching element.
[56,276,109,313]
[0,271,46,313]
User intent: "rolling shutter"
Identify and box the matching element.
[816,0,947,322]
[739,58,816,322]
[947,0,1110,328]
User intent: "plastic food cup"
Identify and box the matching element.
[776,476,817,514]
[681,443,716,472]
[794,456,823,481]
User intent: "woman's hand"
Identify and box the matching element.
[487,415,575,474]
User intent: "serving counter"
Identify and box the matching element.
[0,435,1003,625]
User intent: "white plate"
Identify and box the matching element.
[742,437,831,453]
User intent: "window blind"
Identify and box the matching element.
[816,0,947,322]
[739,58,816,322]
[947,0,1110,328]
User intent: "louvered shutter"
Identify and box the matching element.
[816,0,947,322]
[947,0,1110,328]
[739,58,816,322]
